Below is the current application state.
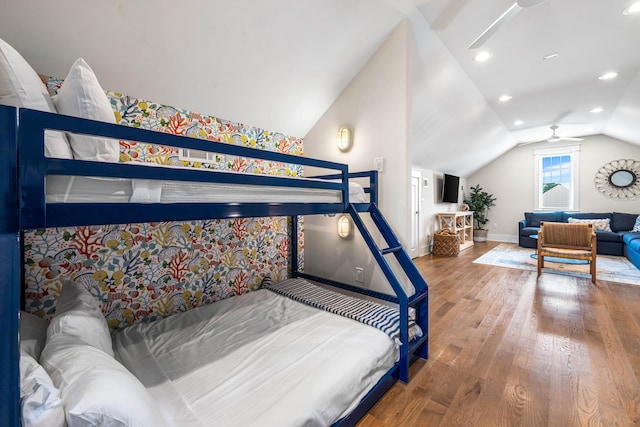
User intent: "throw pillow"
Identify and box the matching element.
[0,37,73,159]
[52,57,119,162]
[633,215,640,232]
[567,217,612,232]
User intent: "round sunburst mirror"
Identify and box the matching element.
[594,159,640,200]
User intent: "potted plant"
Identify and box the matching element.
[463,184,497,242]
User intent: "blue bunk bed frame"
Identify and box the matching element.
[0,105,428,426]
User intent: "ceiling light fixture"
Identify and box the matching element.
[590,107,604,113]
[598,71,619,80]
[623,2,640,15]
[514,120,524,126]
[543,52,559,60]
[585,127,595,132]
[473,51,492,62]
[498,95,512,102]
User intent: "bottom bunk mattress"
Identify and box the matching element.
[112,286,397,427]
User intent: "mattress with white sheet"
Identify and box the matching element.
[45,175,366,204]
[113,288,396,427]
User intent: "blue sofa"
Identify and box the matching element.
[518,211,640,269]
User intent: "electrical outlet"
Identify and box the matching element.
[355,267,364,283]
[492,222,498,229]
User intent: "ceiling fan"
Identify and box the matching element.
[468,0,548,49]
[546,125,583,142]
[516,125,584,146]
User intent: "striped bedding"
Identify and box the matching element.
[264,278,422,345]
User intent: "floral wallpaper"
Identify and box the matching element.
[24,77,305,330]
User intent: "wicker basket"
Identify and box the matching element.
[433,228,460,257]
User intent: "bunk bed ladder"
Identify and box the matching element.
[346,203,429,383]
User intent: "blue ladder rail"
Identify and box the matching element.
[346,203,429,383]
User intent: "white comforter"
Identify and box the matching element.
[113,289,396,427]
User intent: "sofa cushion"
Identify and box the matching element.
[525,211,562,227]
[611,212,639,232]
[560,212,611,222]
[627,237,640,253]
[623,232,640,245]
[595,230,623,243]
[520,226,540,237]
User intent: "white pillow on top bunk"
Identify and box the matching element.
[46,280,114,357]
[53,57,119,163]
[41,334,168,427]
[0,37,73,159]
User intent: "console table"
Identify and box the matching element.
[436,212,474,251]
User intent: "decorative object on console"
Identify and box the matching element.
[337,126,352,152]
[463,184,497,242]
[594,159,640,200]
[337,214,352,238]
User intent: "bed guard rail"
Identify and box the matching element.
[11,107,356,228]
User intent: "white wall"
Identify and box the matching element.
[468,134,640,242]
[303,20,413,295]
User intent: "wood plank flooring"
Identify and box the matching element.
[358,241,640,427]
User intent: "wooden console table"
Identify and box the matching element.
[436,212,474,251]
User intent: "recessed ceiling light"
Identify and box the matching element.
[585,127,595,132]
[514,120,524,126]
[473,52,492,62]
[498,95,512,102]
[543,52,559,60]
[623,2,640,15]
[590,107,604,113]
[598,71,619,80]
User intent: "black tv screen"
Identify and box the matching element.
[442,174,460,203]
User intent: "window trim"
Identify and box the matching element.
[533,145,580,211]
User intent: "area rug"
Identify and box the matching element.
[473,243,640,285]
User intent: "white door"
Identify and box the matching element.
[410,171,421,258]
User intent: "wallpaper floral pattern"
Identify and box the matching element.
[23,77,304,330]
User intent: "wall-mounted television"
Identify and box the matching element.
[442,174,460,203]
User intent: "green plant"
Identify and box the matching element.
[463,185,497,230]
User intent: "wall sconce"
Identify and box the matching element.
[337,215,352,238]
[337,126,352,152]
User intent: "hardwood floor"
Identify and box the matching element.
[358,241,640,427]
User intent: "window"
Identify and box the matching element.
[534,145,580,210]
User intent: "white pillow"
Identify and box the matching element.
[41,334,168,427]
[20,350,66,427]
[53,57,119,162]
[567,217,612,232]
[20,311,47,361]
[46,281,113,357]
[0,37,73,159]
[633,215,640,232]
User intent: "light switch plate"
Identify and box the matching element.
[374,157,384,172]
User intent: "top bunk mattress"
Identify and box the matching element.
[45,175,366,204]
[113,288,396,427]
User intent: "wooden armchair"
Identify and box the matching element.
[537,221,597,283]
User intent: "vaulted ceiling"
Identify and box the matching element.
[1,0,639,177]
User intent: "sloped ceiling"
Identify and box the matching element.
[1,0,638,178]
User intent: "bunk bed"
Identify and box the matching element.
[0,105,429,426]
